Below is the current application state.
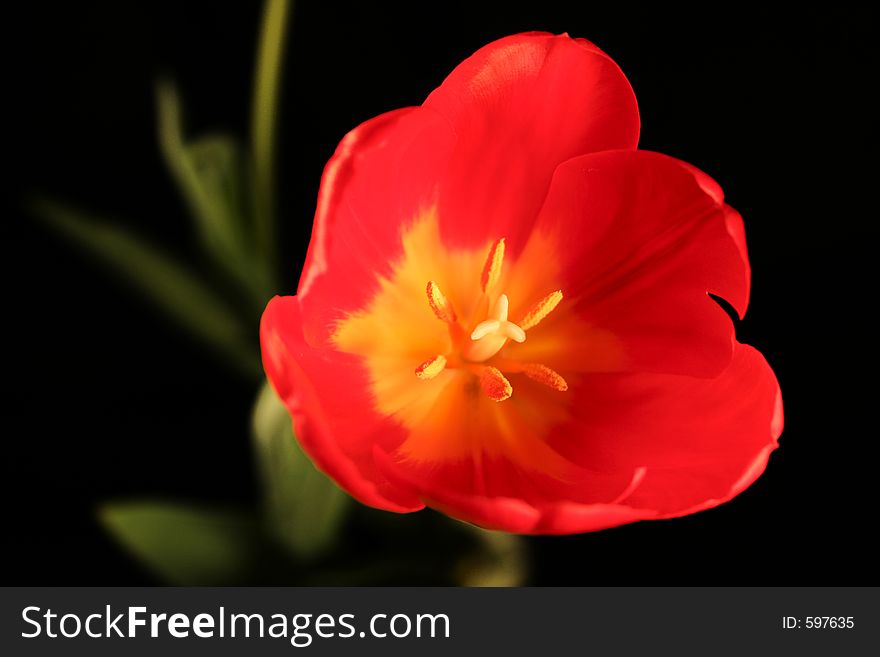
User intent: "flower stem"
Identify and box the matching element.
[251,0,292,290]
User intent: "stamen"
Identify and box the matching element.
[426,280,457,324]
[523,363,568,391]
[479,366,513,401]
[415,354,447,380]
[519,290,563,331]
[480,238,506,292]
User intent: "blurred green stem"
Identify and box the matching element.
[458,527,528,586]
[251,0,292,285]
[156,81,263,302]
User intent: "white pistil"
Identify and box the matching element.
[464,294,526,363]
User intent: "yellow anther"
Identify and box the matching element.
[523,363,568,392]
[480,238,506,292]
[519,290,563,331]
[426,280,457,324]
[415,354,448,380]
[479,366,513,401]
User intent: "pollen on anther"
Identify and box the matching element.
[523,363,568,392]
[426,281,457,323]
[520,290,563,331]
[415,354,447,380]
[480,366,513,401]
[480,238,506,292]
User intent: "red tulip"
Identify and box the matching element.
[261,33,783,534]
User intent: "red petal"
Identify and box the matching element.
[531,502,656,534]
[533,149,751,377]
[678,160,751,317]
[550,344,782,496]
[373,447,542,533]
[624,442,778,518]
[297,34,639,343]
[374,344,780,533]
[296,107,455,346]
[425,32,640,248]
[373,446,641,534]
[261,295,424,513]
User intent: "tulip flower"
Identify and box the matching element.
[261,32,783,533]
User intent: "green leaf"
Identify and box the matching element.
[252,380,349,559]
[29,197,261,379]
[99,501,264,585]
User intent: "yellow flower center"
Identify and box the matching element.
[331,210,623,470]
[415,236,567,402]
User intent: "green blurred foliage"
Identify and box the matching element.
[99,502,267,585]
[157,80,276,309]
[28,0,527,586]
[29,198,261,379]
[252,382,350,559]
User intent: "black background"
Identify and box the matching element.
[6,2,876,584]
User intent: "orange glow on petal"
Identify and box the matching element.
[331,211,623,474]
